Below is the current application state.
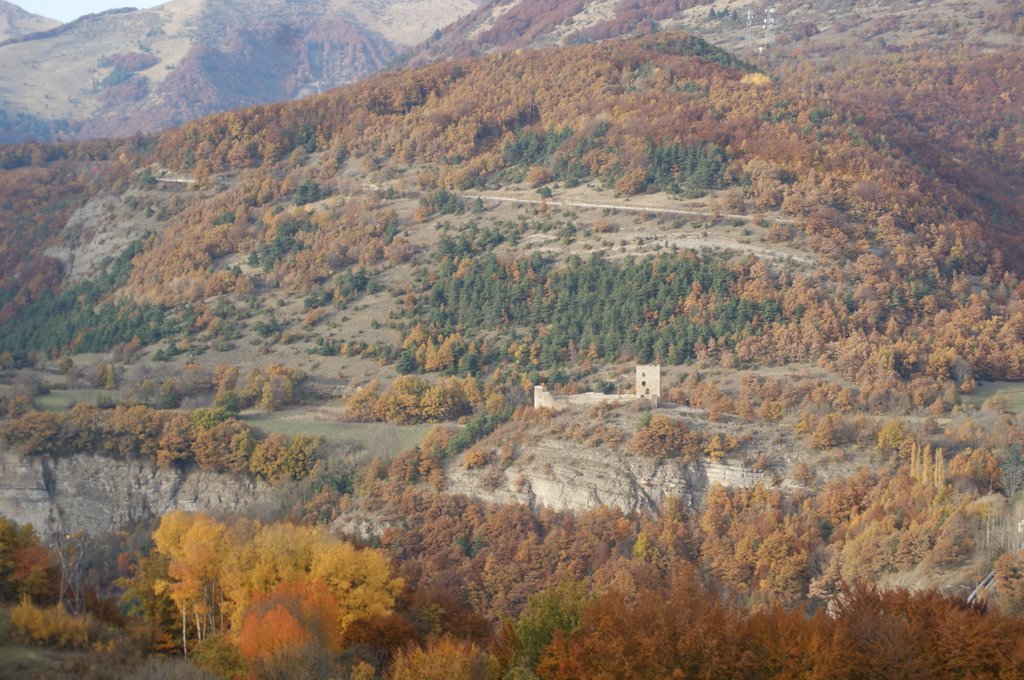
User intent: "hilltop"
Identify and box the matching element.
[0,0,57,42]
[412,0,1024,64]
[4,0,1021,144]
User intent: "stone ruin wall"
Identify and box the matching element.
[534,386,641,411]
[534,365,661,411]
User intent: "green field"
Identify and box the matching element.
[963,381,1024,413]
[30,390,435,455]
[0,644,64,677]
[242,415,432,456]
[0,641,148,679]
[35,389,114,411]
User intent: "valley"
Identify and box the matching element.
[0,4,1022,678]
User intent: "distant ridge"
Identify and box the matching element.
[0,0,482,143]
[0,0,60,43]
[410,0,1024,65]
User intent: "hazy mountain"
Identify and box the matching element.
[0,1,59,43]
[7,0,1015,143]
[0,0,482,142]
[411,0,1024,64]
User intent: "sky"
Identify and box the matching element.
[14,1,165,23]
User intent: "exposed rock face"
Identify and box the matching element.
[0,445,268,536]
[446,437,765,515]
[0,423,767,537]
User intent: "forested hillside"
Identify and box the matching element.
[1,25,1024,679]
[3,33,1021,387]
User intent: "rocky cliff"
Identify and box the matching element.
[446,437,766,515]
[0,445,268,536]
[0,425,770,536]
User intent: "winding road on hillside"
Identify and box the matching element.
[356,183,815,264]
[459,192,797,225]
[453,191,813,265]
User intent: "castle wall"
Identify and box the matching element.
[534,385,640,411]
[534,366,662,410]
[534,385,561,410]
[563,392,638,406]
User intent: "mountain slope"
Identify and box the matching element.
[2,31,1020,352]
[0,30,1018,411]
[0,0,59,43]
[2,30,1024,623]
[0,0,481,142]
[412,0,1024,64]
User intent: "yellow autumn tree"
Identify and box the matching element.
[152,511,231,655]
[152,512,402,656]
[218,521,402,636]
[389,636,500,680]
[345,380,381,421]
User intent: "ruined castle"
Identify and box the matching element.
[534,365,661,411]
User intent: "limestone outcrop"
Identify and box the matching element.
[0,445,268,536]
[446,437,765,515]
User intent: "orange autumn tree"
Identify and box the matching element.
[238,603,310,658]
[237,580,341,676]
[630,415,700,461]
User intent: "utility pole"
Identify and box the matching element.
[745,6,754,56]
[762,4,776,53]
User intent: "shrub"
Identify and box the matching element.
[389,636,499,680]
[10,598,90,648]
[630,415,699,460]
[463,445,489,470]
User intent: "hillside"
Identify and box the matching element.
[0,0,482,142]
[0,31,1021,423]
[0,0,58,43]
[412,0,1024,64]
[2,27,1024,677]
[5,0,1019,144]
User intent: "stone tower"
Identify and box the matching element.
[636,365,660,405]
